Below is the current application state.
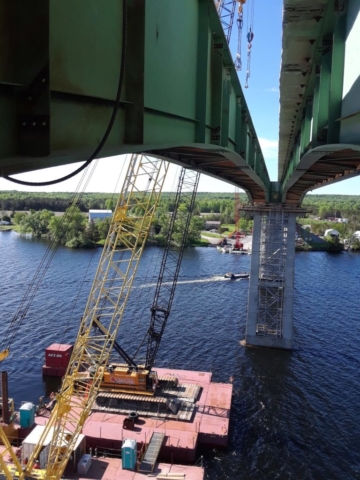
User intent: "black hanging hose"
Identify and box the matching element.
[0,1,128,356]
[4,0,128,187]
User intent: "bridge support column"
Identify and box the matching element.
[244,205,306,350]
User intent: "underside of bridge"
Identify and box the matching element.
[246,0,360,350]
[2,0,357,351]
[279,0,360,203]
[0,0,270,203]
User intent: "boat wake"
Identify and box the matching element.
[136,275,229,288]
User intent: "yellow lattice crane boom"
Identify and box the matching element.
[0,154,168,480]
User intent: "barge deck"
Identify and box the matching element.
[1,368,231,479]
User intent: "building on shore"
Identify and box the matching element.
[324,229,340,238]
[88,210,112,223]
[204,220,221,231]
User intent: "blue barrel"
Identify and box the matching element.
[122,439,137,470]
[19,402,35,428]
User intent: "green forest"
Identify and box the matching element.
[1,191,360,249]
[2,190,360,217]
[0,191,241,223]
[0,192,213,248]
[4,206,206,249]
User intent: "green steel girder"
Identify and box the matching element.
[282,144,360,204]
[310,71,321,147]
[280,0,360,203]
[317,43,332,143]
[300,101,312,157]
[327,5,348,143]
[0,0,270,202]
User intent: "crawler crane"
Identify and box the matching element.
[97,167,200,396]
[0,154,168,479]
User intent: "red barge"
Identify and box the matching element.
[1,363,233,479]
[40,357,233,479]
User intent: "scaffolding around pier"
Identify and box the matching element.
[243,204,308,349]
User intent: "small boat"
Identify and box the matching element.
[230,249,247,254]
[224,272,249,280]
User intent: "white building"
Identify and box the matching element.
[324,229,340,238]
[88,209,112,223]
[205,220,221,231]
[353,231,360,239]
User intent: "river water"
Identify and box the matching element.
[0,231,359,479]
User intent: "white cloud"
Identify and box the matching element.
[259,138,278,159]
[264,87,279,92]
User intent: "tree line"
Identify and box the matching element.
[0,191,247,225]
[302,194,360,220]
[13,208,111,248]
[2,191,360,214]
[11,204,206,249]
[2,191,360,243]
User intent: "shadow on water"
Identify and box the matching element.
[241,348,299,477]
[202,347,295,480]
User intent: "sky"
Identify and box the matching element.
[0,0,358,196]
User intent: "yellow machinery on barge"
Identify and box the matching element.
[0,154,169,479]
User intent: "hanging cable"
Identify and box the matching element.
[4,0,128,187]
[235,10,243,71]
[244,0,255,88]
[0,161,96,357]
[1,153,131,362]
[0,2,129,360]
[132,165,182,363]
[234,1,246,71]
[58,246,98,346]
[244,29,254,88]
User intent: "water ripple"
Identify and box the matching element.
[0,234,359,478]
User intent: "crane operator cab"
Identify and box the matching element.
[100,364,159,396]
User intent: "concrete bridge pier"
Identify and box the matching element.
[244,205,306,350]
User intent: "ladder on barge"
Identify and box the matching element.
[138,432,165,473]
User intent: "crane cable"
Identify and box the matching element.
[0,1,128,360]
[234,0,246,71]
[132,166,182,364]
[234,9,243,71]
[58,156,128,348]
[245,0,255,89]
[0,160,96,359]
[4,0,128,187]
